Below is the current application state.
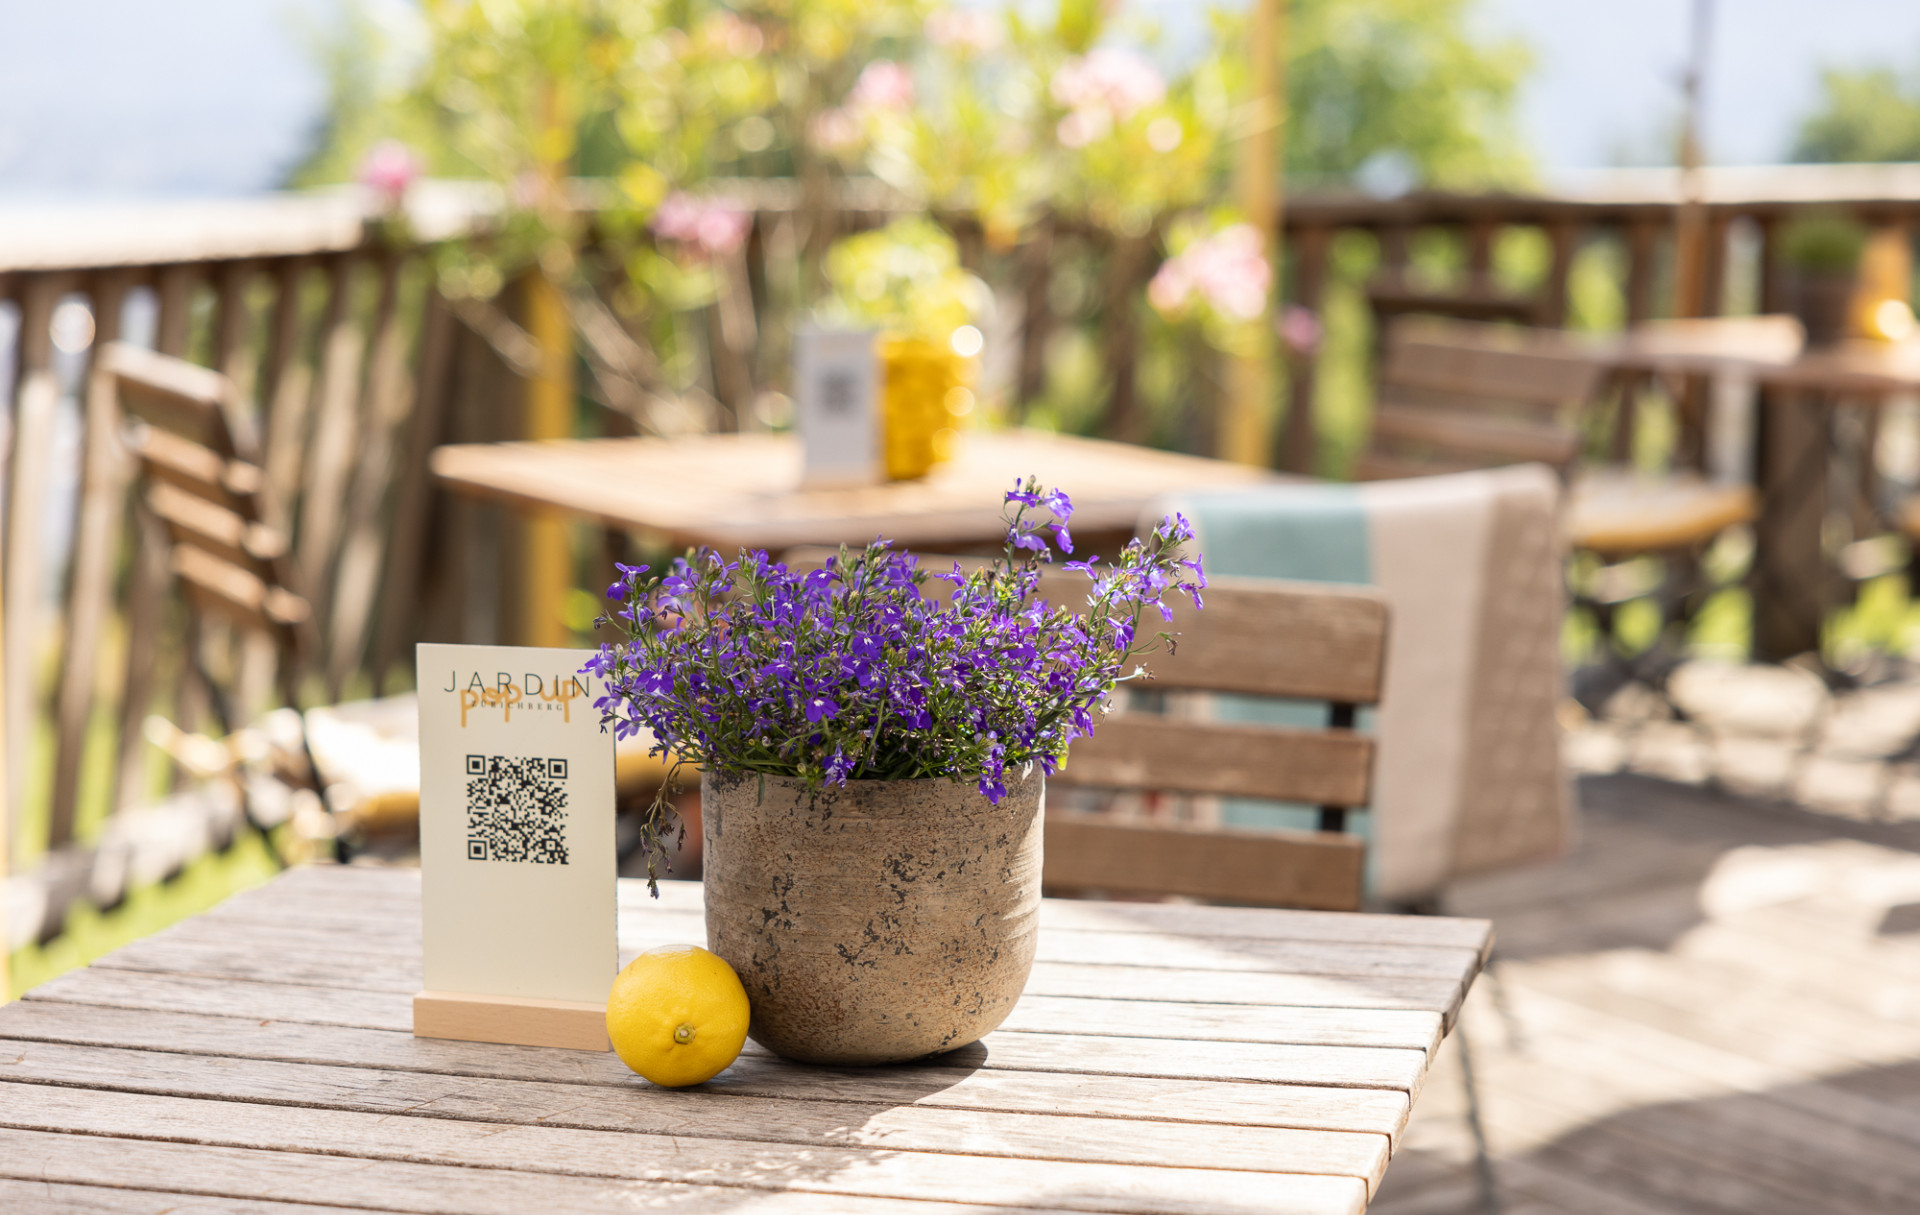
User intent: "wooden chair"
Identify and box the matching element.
[1043,572,1389,913]
[107,343,314,724]
[1358,319,1758,709]
[109,342,670,852]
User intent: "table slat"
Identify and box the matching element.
[0,1000,1412,1142]
[7,864,1484,1213]
[0,1040,1392,1188]
[0,1087,1372,1215]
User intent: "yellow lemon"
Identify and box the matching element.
[606,944,750,1087]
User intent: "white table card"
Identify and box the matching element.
[794,325,880,488]
[413,643,617,1050]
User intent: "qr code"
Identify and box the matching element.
[465,755,570,864]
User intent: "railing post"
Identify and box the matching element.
[48,271,131,851]
[4,274,62,865]
[1274,226,1329,475]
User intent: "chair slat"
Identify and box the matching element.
[171,546,311,641]
[1043,813,1366,911]
[146,483,287,583]
[789,552,1389,705]
[1052,717,1373,807]
[1369,402,1582,468]
[105,342,247,459]
[1384,332,1603,408]
[127,427,268,521]
[1042,572,1387,705]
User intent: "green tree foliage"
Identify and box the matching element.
[1793,59,1920,163]
[1286,0,1532,187]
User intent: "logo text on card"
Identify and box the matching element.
[442,668,591,726]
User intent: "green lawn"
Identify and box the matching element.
[7,830,283,1000]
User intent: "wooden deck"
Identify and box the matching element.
[1372,771,1920,1214]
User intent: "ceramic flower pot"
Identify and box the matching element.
[701,767,1043,1065]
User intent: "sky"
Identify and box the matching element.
[1,0,1919,198]
[1481,0,1920,170]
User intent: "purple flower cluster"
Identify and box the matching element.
[587,478,1205,889]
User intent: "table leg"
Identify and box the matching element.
[1751,389,1831,662]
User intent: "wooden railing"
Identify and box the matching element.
[5,164,1920,942]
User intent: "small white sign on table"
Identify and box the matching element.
[413,643,617,1051]
[794,325,880,488]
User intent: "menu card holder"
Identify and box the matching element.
[412,643,617,1051]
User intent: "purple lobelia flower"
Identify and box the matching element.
[589,476,1206,892]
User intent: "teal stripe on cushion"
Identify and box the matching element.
[1174,485,1371,584]
[1163,486,1376,851]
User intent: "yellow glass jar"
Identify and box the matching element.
[879,336,964,481]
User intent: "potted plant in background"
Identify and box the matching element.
[1779,210,1868,347]
[590,481,1205,1064]
[818,217,992,480]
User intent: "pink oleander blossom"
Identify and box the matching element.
[1050,48,1165,145]
[1148,224,1272,322]
[810,107,862,153]
[359,140,420,206]
[1278,305,1324,355]
[849,60,915,111]
[653,192,752,258]
[926,9,1002,52]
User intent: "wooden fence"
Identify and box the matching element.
[5,165,1920,946]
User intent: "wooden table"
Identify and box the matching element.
[1610,317,1920,661]
[430,429,1275,555]
[0,865,1488,1215]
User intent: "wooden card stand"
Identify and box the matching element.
[413,991,611,1052]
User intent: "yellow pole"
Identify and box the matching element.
[523,272,574,648]
[1221,0,1286,466]
[522,72,576,650]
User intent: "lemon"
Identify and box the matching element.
[606,944,751,1087]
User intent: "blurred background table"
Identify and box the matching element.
[1610,317,1920,661]
[430,428,1276,557]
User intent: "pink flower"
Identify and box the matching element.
[810,107,862,153]
[695,206,752,256]
[651,192,704,244]
[358,140,419,206]
[704,13,764,56]
[1056,109,1111,149]
[1050,48,1165,137]
[1148,224,1271,322]
[1278,305,1323,354]
[926,9,1001,52]
[652,192,751,258]
[849,60,915,112]
[1147,260,1192,314]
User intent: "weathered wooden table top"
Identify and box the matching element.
[428,429,1275,553]
[0,865,1489,1215]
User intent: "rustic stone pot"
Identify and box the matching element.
[701,768,1043,1066]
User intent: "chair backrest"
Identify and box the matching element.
[777,549,1389,911]
[1358,319,1606,481]
[1041,570,1388,912]
[105,343,312,697]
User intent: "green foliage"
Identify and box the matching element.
[1284,0,1533,188]
[819,218,984,340]
[1779,210,1868,274]
[1793,60,1920,164]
